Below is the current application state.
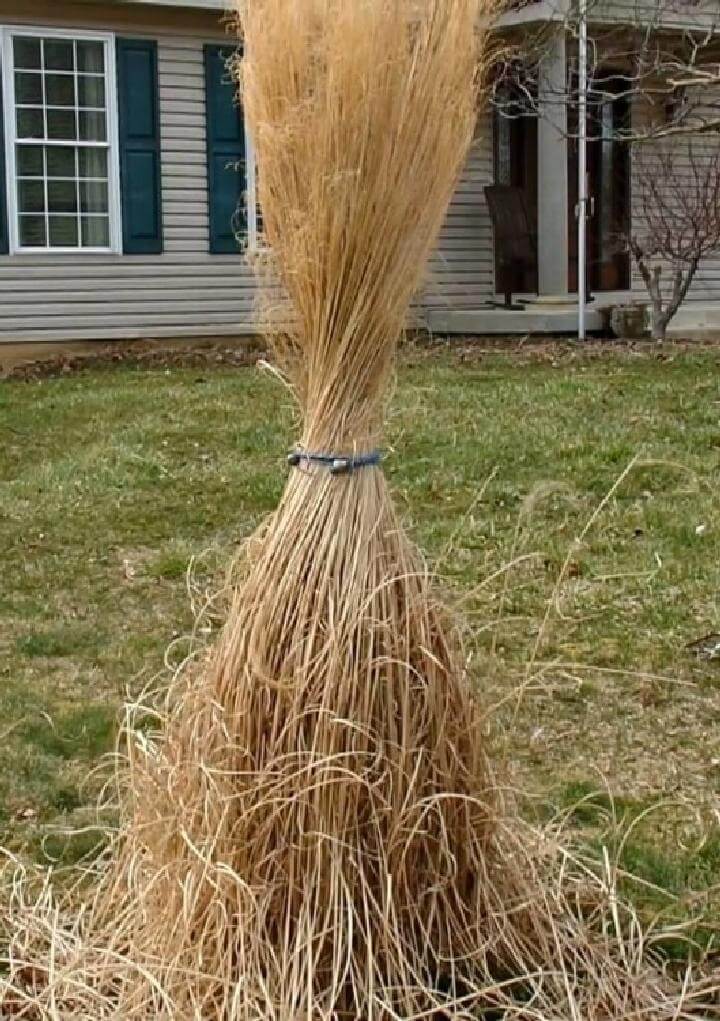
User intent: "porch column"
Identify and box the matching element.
[537,28,569,296]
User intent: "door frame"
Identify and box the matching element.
[492,82,539,295]
[568,69,632,293]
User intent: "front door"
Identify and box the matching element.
[568,74,631,292]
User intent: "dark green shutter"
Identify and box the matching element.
[116,38,163,254]
[205,45,246,254]
[0,63,9,255]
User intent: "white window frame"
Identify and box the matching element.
[245,125,262,252]
[1,24,122,255]
[246,124,259,250]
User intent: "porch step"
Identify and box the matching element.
[427,305,606,336]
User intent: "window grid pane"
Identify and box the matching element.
[17,145,44,177]
[45,73,75,107]
[18,178,45,213]
[15,72,43,105]
[49,215,78,246]
[19,215,47,247]
[13,37,42,71]
[10,33,113,250]
[44,39,74,73]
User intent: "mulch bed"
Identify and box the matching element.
[1,338,268,382]
[3,333,720,382]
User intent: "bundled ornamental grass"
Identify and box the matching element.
[1,1,719,1017]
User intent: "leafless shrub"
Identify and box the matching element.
[629,138,720,339]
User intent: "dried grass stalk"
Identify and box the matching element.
[1,1,719,1018]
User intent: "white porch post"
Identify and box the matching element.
[537,28,569,297]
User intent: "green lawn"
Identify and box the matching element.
[1,343,719,933]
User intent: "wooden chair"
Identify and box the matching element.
[484,184,538,309]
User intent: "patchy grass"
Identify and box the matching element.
[16,626,102,658]
[0,344,719,925]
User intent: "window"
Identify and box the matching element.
[1,27,121,253]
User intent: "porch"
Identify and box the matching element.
[468,25,634,336]
[427,299,607,336]
[427,297,720,339]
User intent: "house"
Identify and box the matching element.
[0,0,261,344]
[0,0,717,344]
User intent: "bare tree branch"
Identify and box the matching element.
[628,138,720,339]
[495,0,720,142]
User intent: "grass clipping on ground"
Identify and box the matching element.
[1,1,718,1017]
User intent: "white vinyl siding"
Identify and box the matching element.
[420,116,496,315]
